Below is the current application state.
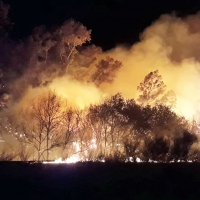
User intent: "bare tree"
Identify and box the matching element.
[59,108,97,161]
[8,91,64,161]
[31,91,64,160]
[60,108,82,159]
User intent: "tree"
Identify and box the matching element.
[68,45,102,81]
[9,19,92,95]
[122,100,147,133]
[75,45,102,68]
[32,26,56,63]
[31,91,64,160]
[188,142,200,162]
[56,19,91,66]
[123,139,140,162]
[9,91,64,161]
[137,70,176,107]
[87,94,126,158]
[170,131,197,162]
[137,70,166,106]
[145,105,188,138]
[60,108,83,159]
[77,112,97,161]
[120,102,191,162]
[92,57,122,86]
[143,137,170,162]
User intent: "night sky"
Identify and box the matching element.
[3,0,200,50]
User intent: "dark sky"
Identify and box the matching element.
[3,0,200,49]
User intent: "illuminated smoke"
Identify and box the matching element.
[101,13,200,120]
[3,12,200,161]
[48,76,107,109]
[8,13,200,120]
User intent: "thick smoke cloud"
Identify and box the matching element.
[102,13,200,119]
[4,13,200,121]
[49,76,106,109]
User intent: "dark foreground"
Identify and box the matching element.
[0,162,200,200]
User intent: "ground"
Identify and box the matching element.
[0,162,200,199]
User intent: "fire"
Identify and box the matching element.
[43,156,80,164]
[3,10,200,163]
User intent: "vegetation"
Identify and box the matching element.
[0,1,199,162]
[0,91,198,162]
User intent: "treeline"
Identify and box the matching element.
[0,2,199,162]
[0,91,199,162]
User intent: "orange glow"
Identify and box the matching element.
[49,76,107,109]
[5,13,200,162]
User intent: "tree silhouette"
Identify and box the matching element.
[92,57,122,86]
[8,91,64,161]
[88,94,126,158]
[31,91,64,160]
[137,70,176,108]
[170,131,197,162]
[144,137,169,162]
[137,70,166,106]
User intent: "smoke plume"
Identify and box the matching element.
[101,13,200,119]
[4,13,200,121]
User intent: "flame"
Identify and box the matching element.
[43,156,80,164]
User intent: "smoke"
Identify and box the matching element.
[4,13,200,121]
[48,76,107,109]
[100,13,200,119]
[6,78,106,113]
